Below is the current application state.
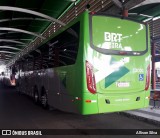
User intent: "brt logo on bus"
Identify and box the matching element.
[104,32,122,49]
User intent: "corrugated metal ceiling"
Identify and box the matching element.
[0,0,160,65]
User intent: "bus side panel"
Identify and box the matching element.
[51,14,91,114]
[80,12,99,115]
[46,66,81,113]
[46,68,61,110]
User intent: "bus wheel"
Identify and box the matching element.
[41,88,48,109]
[33,87,39,104]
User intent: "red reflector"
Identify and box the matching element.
[85,100,91,103]
[119,51,127,55]
[86,61,96,94]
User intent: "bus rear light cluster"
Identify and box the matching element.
[86,61,96,94]
[145,64,150,91]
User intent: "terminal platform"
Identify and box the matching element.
[123,90,160,126]
[124,106,160,124]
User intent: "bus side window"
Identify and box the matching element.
[47,22,80,67]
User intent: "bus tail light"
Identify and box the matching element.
[10,74,16,86]
[145,64,150,90]
[86,61,96,94]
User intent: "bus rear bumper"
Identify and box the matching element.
[81,91,150,115]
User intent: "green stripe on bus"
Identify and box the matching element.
[105,66,129,88]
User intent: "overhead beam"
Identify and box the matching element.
[129,13,153,18]
[0,51,17,54]
[104,0,145,14]
[0,6,65,26]
[0,46,21,50]
[0,27,45,39]
[9,39,33,41]
[0,44,27,47]
[0,60,9,65]
[0,39,25,45]
[112,0,123,8]
[0,17,50,23]
[0,58,10,61]
[131,0,160,9]
[1,54,12,58]
[15,45,26,47]
[0,32,19,36]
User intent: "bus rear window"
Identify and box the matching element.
[90,14,148,55]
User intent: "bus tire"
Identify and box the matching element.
[33,87,39,104]
[41,87,48,109]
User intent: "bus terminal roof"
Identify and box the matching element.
[0,0,160,65]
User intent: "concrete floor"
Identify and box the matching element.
[0,83,159,138]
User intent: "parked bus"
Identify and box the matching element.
[15,11,150,115]
[1,67,17,87]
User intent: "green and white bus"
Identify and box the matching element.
[15,11,151,115]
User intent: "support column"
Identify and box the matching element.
[122,8,128,17]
